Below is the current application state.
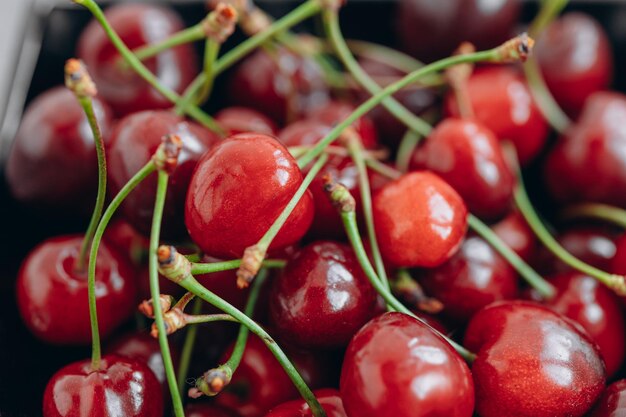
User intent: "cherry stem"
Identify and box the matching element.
[365,158,403,180]
[126,23,206,65]
[197,39,220,105]
[177,297,202,395]
[184,313,238,325]
[394,269,444,314]
[529,0,569,37]
[395,130,421,173]
[87,161,157,371]
[190,259,286,275]
[562,203,626,229]
[73,0,224,135]
[345,39,425,74]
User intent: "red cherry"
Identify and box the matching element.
[269,241,378,349]
[464,301,606,417]
[445,67,549,164]
[43,355,163,417]
[185,133,314,259]
[611,234,626,275]
[186,403,240,417]
[306,101,378,149]
[16,235,136,345]
[264,389,346,417]
[5,87,113,207]
[588,379,626,417]
[107,110,219,238]
[372,171,468,267]
[340,312,474,417]
[535,12,613,118]
[104,219,149,265]
[417,235,518,323]
[77,3,197,116]
[492,210,536,263]
[215,107,278,136]
[410,118,515,219]
[279,119,333,148]
[544,91,626,207]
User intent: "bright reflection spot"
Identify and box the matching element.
[326,262,353,311]
[507,81,531,125]
[428,190,453,240]
[410,373,449,400]
[476,0,508,15]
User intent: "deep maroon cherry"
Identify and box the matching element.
[185,133,314,259]
[107,110,219,238]
[464,301,606,417]
[445,67,549,164]
[492,210,536,263]
[269,241,378,349]
[372,171,467,267]
[535,12,613,117]
[588,379,626,417]
[5,87,113,207]
[306,101,378,149]
[43,355,163,417]
[104,219,149,265]
[410,118,515,220]
[77,3,197,116]
[417,235,518,323]
[215,107,278,136]
[265,389,346,417]
[16,235,136,345]
[186,403,240,417]
[545,91,626,207]
[611,234,626,275]
[340,312,474,417]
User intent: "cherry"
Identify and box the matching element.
[185,133,314,259]
[544,91,626,207]
[306,101,378,149]
[417,235,518,323]
[611,234,626,275]
[278,119,333,149]
[410,118,515,220]
[107,110,219,238]
[588,379,626,417]
[464,301,606,417]
[186,403,240,417]
[215,107,278,136]
[492,210,536,263]
[269,241,378,349]
[535,12,613,118]
[265,389,346,417]
[43,355,163,417]
[104,219,149,265]
[5,86,113,207]
[77,3,197,116]
[372,171,467,268]
[340,312,474,417]
[16,235,136,345]
[445,67,549,164]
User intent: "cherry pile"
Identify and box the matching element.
[2,0,626,416]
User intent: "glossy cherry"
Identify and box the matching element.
[77,3,197,116]
[417,235,518,323]
[545,91,626,207]
[107,110,219,238]
[269,241,378,349]
[340,312,474,417]
[588,379,626,417]
[445,67,549,164]
[185,133,314,259]
[306,101,378,149]
[464,301,606,417]
[5,87,113,207]
[372,171,467,267]
[535,12,613,117]
[16,235,136,345]
[410,118,515,219]
[43,355,163,417]
[611,234,626,275]
[185,403,240,417]
[265,389,346,417]
[492,210,536,263]
[104,218,149,265]
[215,107,278,136]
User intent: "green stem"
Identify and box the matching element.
[529,0,569,37]
[562,203,626,229]
[177,297,203,395]
[395,130,421,173]
[184,313,239,325]
[196,39,220,105]
[131,25,205,63]
[365,158,402,180]
[346,39,425,74]
[191,259,286,275]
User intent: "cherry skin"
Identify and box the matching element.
[5,86,113,207]
[417,235,518,323]
[77,3,197,116]
[185,403,240,417]
[588,379,626,417]
[492,210,536,263]
[107,110,219,238]
[535,12,613,118]
[269,241,378,349]
[185,133,314,259]
[104,219,149,265]
[544,91,626,207]
[410,118,515,220]
[445,67,549,164]
[611,234,626,275]
[215,106,278,136]
[306,101,378,149]
[464,301,606,417]
[340,312,474,417]
[264,389,346,417]
[43,354,163,417]
[372,171,467,268]
[16,235,136,345]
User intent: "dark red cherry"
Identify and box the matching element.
[43,355,163,417]
[265,389,346,417]
[445,67,549,164]
[417,235,518,323]
[185,133,314,259]
[307,101,378,149]
[186,403,240,417]
[545,92,626,207]
[464,301,606,417]
[611,234,626,275]
[104,219,149,265]
[16,235,136,345]
[588,379,626,417]
[5,87,113,207]
[269,241,378,349]
[279,119,333,149]
[107,110,219,238]
[215,107,278,136]
[396,0,520,61]
[535,12,613,118]
[492,210,536,263]
[77,3,197,116]
[340,312,474,417]
[372,171,467,267]
[410,118,515,220]
[228,47,329,124]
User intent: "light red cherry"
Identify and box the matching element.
[264,389,346,417]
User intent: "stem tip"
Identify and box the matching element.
[153,134,183,174]
[64,58,97,98]
[237,244,266,289]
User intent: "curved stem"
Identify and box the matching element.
[177,297,203,395]
[191,259,286,275]
[529,0,569,37]
[395,130,421,173]
[346,39,425,73]
[130,24,205,63]
[562,203,626,229]
[184,314,239,325]
[365,158,402,180]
